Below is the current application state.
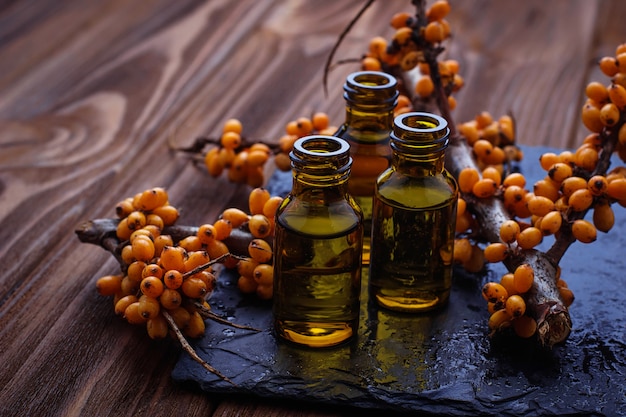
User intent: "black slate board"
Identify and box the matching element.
[172,146,626,416]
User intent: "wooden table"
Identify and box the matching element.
[1,1,624,416]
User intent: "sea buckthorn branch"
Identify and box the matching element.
[170,114,339,186]
[367,0,576,347]
[397,5,626,347]
[440,131,573,347]
[545,114,622,262]
[75,187,281,384]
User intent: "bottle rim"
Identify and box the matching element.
[391,112,450,152]
[290,135,352,174]
[344,71,399,107]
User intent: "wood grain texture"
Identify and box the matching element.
[0,1,624,416]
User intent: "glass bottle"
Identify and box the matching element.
[369,112,458,313]
[273,135,364,348]
[334,71,398,264]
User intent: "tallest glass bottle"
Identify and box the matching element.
[334,71,398,264]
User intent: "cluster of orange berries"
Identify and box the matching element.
[211,187,283,300]
[203,114,337,184]
[362,1,462,109]
[454,45,626,340]
[458,111,521,167]
[97,187,213,340]
[480,261,574,340]
[414,58,464,110]
[204,118,271,188]
[583,43,626,150]
[95,186,285,339]
[452,112,525,272]
[273,113,338,171]
[481,264,539,339]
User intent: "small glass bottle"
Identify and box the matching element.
[334,71,398,264]
[273,135,364,348]
[369,112,458,313]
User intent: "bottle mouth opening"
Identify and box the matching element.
[391,112,450,152]
[344,71,399,106]
[290,135,352,174]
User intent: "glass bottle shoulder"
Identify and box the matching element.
[376,168,458,209]
[276,192,363,237]
[334,124,392,145]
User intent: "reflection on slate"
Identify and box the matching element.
[172,147,626,416]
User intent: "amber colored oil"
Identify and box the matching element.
[369,176,457,312]
[335,129,391,265]
[273,211,362,348]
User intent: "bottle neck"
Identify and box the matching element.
[291,170,351,201]
[392,149,447,177]
[389,112,450,177]
[289,135,352,199]
[343,104,395,135]
[339,71,398,141]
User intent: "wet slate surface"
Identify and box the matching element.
[172,147,626,416]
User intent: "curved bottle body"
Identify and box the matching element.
[369,112,458,312]
[273,136,364,347]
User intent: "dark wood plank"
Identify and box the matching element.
[0,1,400,416]
[0,1,624,416]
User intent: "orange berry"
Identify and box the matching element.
[415,75,435,97]
[181,277,208,299]
[221,208,250,228]
[124,302,148,325]
[499,273,518,296]
[220,131,242,150]
[140,276,165,298]
[96,274,123,296]
[587,175,608,196]
[159,245,187,272]
[482,282,508,303]
[114,295,138,316]
[513,264,534,293]
[151,205,179,226]
[488,309,512,331]
[163,269,184,289]
[593,200,615,233]
[571,219,597,243]
[483,242,508,263]
[248,239,273,263]
[222,118,243,134]
[499,220,521,244]
[427,0,451,21]
[568,189,594,212]
[136,187,168,211]
[516,226,542,250]
[424,21,445,43]
[312,112,330,131]
[539,210,562,235]
[472,178,497,198]
[458,167,480,194]
[361,56,382,71]
[505,295,526,318]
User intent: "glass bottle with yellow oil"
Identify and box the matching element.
[369,112,458,312]
[273,135,364,347]
[334,71,398,264]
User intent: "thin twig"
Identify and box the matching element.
[162,310,236,386]
[323,0,376,96]
[182,253,246,279]
[194,301,261,332]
